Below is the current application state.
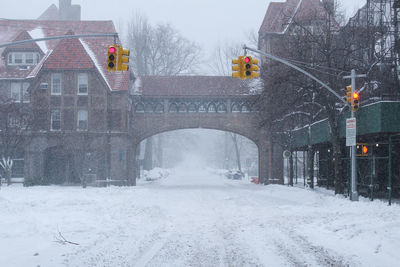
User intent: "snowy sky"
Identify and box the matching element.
[0,0,366,57]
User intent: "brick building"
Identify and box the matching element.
[0,3,133,184]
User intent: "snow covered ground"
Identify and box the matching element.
[1,164,400,266]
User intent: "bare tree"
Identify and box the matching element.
[125,12,202,76]
[208,42,242,76]
[0,96,32,185]
[207,31,258,76]
[125,12,202,171]
[259,0,352,193]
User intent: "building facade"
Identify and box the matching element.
[0,18,132,184]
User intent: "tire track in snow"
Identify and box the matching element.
[268,219,357,267]
[133,232,172,267]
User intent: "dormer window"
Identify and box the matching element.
[8,52,40,66]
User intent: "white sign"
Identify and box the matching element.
[346,118,356,146]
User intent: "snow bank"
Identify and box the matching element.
[143,168,170,181]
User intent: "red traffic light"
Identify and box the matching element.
[353,92,359,100]
[108,46,116,53]
[244,56,250,63]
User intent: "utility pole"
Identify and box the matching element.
[343,69,366,201]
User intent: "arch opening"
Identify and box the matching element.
[135,128,259,181]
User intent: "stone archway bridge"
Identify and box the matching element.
[126,76,274,185]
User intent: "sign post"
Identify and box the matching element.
[344,70,366,201]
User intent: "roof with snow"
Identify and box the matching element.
[135,76,258,97]
[259,0,329,35]
[0,20,129,91]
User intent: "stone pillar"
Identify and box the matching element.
[164,99,169,113]
[109,136,129,184]
[258,142,268,185]
[127,142,137,186]
[271,142,284,184]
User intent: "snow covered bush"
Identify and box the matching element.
[0,157,13,186]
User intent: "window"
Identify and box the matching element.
[14,53,23,64]
[198,104,206,113]
[145,103,153,113]
[11,158,24,178]
[22,83,30,102]
[10,82,30,102]
[7,52,40,65]
[154,103,164,113]
[11,83,21,101]
[77,110,88,131]
[217,103,227,113]
[51,110,61,131]
[77,73,88,95]
[231,103,241,113]
[9,115,20,128]
[241,104,250,113]
[207,103,216,113]
[188,103,197,113]
[51,73,62,95]
[135,103,145,113]
[8,115,27,129]
[25,53,34,64]
[169,103,178,113]
[178,103,187,113]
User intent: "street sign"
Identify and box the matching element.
[346,118,356,146]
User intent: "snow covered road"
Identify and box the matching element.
[1,167,400,266]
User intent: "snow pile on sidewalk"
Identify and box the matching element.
[143,167,170,181]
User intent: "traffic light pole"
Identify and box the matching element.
[243,45,348,105]
[344,70,366,201]
[0,33,118,48]
[243,45,368,201]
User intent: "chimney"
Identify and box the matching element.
[59,0,81,21]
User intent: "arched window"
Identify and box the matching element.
[145,103,153,113]
[188,103,197,113]
[178,103,187,113]
[207,103,216,112]
[241,104,250,113]
[231,103,240,113]
[198,103,207,113]
[154,103,164,113]
[169,103,178,113]
[135,102,145,113]
[217,103,227,113]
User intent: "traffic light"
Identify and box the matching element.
[356,143,368,156]
[250,57,259,78]
[107,45,118,72]
[346,85,352,103]
[232,56,244,79]
[244,56,259,79]
[117,47,130,71]
[352,91,360,112]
